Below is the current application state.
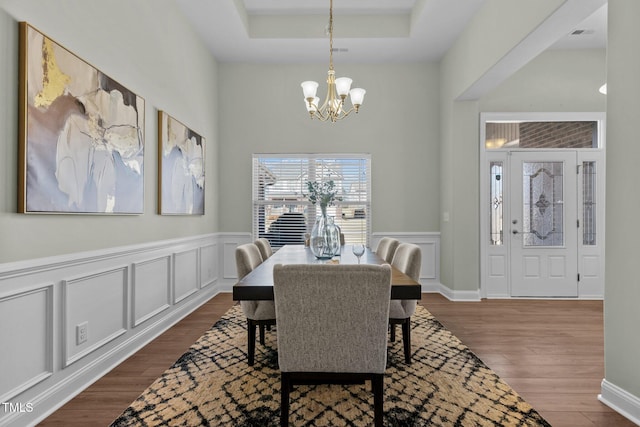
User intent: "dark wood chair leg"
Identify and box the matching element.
[247,319,257,366]
[281,373,290,427]
[401,318,411,364]
[259,324,266,345]
[390,323,396,342]
[372,374,384,427]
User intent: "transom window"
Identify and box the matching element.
[485,121,599,149]
[252,154,371,248]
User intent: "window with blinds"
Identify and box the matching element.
[253,154,371,249]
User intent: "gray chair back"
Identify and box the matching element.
[273,264,392,374]
[236,243,275,365]
[254,238,273,260]
[376,237,400,263]
[391,243,421,281]
[235,243,263,279]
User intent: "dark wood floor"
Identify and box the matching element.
[39,293,635,427]
[424,295,634,427]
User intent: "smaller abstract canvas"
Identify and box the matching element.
[158,111,205,215]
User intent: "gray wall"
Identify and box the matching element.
[605,0,640,401]
[217,62,441,235]
[481,49,607,112]
[0,0,219,263]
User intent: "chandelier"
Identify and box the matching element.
[300,0,366,122]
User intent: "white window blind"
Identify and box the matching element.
[253,154,371,248]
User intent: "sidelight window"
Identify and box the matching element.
[490,161,503,245]
[582,161,597,245]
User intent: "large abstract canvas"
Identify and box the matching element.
[18,23,145,214]
[158,111,205,215]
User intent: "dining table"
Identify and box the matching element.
[232,244,421,301]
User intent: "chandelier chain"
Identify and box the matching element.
[329,0,334,71]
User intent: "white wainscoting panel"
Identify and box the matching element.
[0,286,53,403]
[63,267,128,367]
[219,233,252,286]
[223,242,238,280]
[0,231,446,426]
[0,234,221,427]
[371,232,441,289]
[200,244,218,288]
[132,256,171,327]
[174,249,199,303]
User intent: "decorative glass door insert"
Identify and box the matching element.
[522,162,564,247]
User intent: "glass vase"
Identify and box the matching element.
[310,214,340,259]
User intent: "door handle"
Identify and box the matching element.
[512,229,519,235]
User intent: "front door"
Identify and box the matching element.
[509,151,578,297]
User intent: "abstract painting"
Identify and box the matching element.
[18,23,145,214]
[158,111,205,215]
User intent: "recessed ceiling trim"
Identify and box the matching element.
[242,0,416,16]
[176,0,605,64]
[247,14,410,39]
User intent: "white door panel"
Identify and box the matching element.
[510,152,578,297]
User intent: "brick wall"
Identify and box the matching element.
[519,121,596,148]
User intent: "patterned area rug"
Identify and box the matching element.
[111,304,550,426]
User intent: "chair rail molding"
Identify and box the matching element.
[0,233,224,427]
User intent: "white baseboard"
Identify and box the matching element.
[432,283,481,301]
[599,379,640,425]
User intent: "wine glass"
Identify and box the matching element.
[352,244,365,263]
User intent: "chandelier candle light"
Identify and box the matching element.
[301,0,366,122]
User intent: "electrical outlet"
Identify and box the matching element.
[76,322,88,345]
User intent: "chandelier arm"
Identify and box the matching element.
[338,106,356,119]
[311,110,331,122]
[314,105,356,122]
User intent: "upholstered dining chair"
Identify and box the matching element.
[236,243,276,366]
[375,237,400,263]
[389,243,422,364]
[273,263,392,427]
[254,237,274,260]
